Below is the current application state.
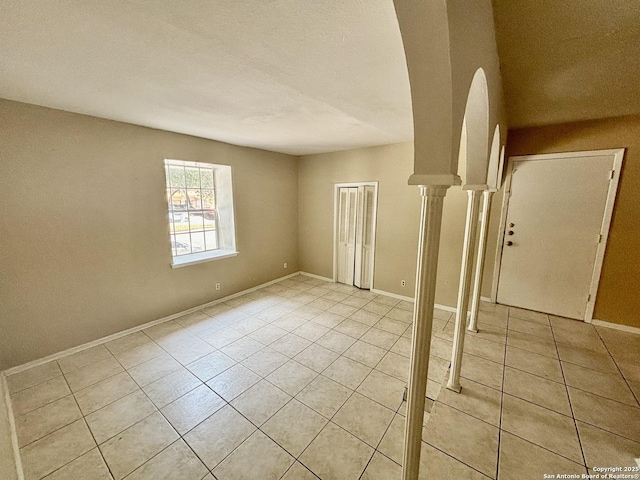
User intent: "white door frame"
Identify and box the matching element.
[490,149,624,322]
[333,182,379,289]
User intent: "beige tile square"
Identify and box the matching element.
[308,297,338,311]
[269,333,312,357]
[498,431,586,480]
[249,324,289,344]
[310,311,346,329]
[356,369,406,411]
[507,330,558,358]
[299,422,373,480]
[85,390,156,444]
[161,384,225,434]
[556,343,618,374]
[7,362,62,394]
[505,345,564,383]
[142,368,201,408]
[231,380,291,426]
[207,363,261,401]
[231,317,268,335]
[433,308,454,321]
[125,439,207,480]
[65,355,124,392]
[377,414,405,464]
[374,318,408,335]
[463,335,506,364]
[294,344,340,372]
[508,317,553,340]
[501,394,583,463]
[184,405,256,469]
[460,353,504,390]
[335,319,371,338]
[390,336,412,358]
[266,360,318,395]
[437,377,502,426]
[74,372,139,415]
[568,387,640,443]
[201,326,244,349]
[57,345,113,374]
[562,362,637,405]
[143,321,186,342]
[127,353,182,387]
[186,350,236,382]
[477,309,508,328]
[333,393,394,447]
[105,331,153,356]
[292,322,330,342]
[422,402,499,477]
[241,347,289,376]
[272,313,309,331]
[341,296,371,309]
[418,442,489,479]
[384,307,412,323]
[16,395,81,448]
[161,336,216,365]
[361,451,401,480]
[504,366,572,415]
[426,355,450,382]
[262,399,328,457]
[430,337,452,360]
[296,375,353,418]
[20,419,95,480]
[42,448,111,480]
[360,328,399,350]
[11,375,71,417]
[281,462,319,480]
[99,412,178,480]
[376,351,409,382]
[293,305,324,320]
[113,342,165,370]
[213,430,294,480]
[327,303,358,318]
[323,356,372,390]
[316,330,357,354]
[577,421,640,469]
[362,302,393,317]
[553,327,607,353]
[509,307,549,324]
[344,341,387,367]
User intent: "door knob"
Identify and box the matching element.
[506,241,513,246]
[508,230,514,235]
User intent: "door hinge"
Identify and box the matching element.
[587,294,592,302]
[597,233,604,243]
[608,170,615,180]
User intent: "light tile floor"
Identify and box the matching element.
[6,274,640,479]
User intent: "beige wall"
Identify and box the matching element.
[0,99,299,369]
[298,142,469,306]
[486,116,640,328]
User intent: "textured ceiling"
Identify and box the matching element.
[0,0,413,155]
[493,0,640,128]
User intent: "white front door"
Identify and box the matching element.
[497,151,621,320]
[337,187,358,285]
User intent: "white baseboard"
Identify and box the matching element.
[434,303,457,314]
[0,374,23,480]
[299,271,334,283]
[370,288,414,302]
[592,319,640,335]
[3,272,301,376]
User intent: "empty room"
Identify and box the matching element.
[1,1,639,479]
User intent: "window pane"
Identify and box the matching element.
[167,166,185,188]
[191,231,205,253]
[186,189,201,209]
[169,189,187,210]
[203,210,216,229]
[185,167,200,188]
[200,169,214,188]
[205,230,218,250]
[201,189,215,209]
[189,213,205,233]
[174,232,193,255]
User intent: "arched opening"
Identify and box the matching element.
[458,68,490,187]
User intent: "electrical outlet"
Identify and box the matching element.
[401,280,406,287]
[284,263,288,269]
[215,283,221,291]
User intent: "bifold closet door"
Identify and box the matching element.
[354,185,375,289]
[337,187,358,285]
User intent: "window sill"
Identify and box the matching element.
[171,249,238,268]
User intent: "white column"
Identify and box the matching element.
[446,189,482,393]
[468,190,494,333]
[402,185,449,480]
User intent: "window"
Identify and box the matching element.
[164,159,237,267]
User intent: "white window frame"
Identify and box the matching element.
[164,159,238,268]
